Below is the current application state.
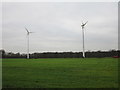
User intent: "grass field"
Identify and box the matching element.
[2,58,118,88]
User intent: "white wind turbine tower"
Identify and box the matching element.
[25,27,34,59]
[81,21,88,58]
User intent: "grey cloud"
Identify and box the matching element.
[2,2,118,53]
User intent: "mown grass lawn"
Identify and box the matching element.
[2,58,118,88]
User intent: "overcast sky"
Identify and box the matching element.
[2,2,118,53]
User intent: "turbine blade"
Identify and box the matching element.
[81,20,84,25]
[84,21,88,25]
[25,27,29,33]
[29,32,34,33]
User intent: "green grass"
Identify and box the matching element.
[2,58,118,88]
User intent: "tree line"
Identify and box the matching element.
[0,49,119,58]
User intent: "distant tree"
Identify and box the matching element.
[1,49,119,58]
[0,49,5,58]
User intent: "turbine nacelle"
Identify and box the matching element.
[25,27,34,35]
[81,21,88,29]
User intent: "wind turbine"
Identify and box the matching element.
[25,27,34,59]
[81,21,88,58]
